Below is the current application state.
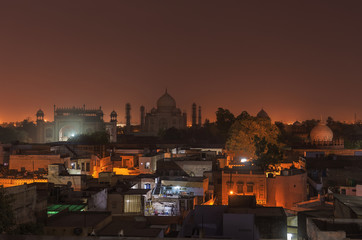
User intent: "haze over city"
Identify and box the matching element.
[1,0,362,123]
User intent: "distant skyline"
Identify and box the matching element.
[1,1,362,124]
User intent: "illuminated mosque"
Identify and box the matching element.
[308,121,344,148]
[35,105,117,143]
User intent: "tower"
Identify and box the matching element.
[192,103,197,127]
[140,106,145,129]
[125,103,131,133]
[36,109,45,143]
[36,109,44,123]
[198,106,202,127]
[110,110,117,123]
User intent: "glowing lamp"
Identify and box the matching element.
[229,190,234,195]
[241,158,247,163]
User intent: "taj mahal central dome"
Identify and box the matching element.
[143,90,187,135]
[157,89,176,111]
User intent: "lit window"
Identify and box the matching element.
[124,195,141,213]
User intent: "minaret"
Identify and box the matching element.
[183,111,187,128]
[140,106,145,129]
[125,103,131,133]
[110,110,117,123]
[192,103,197,127]
[36,109,44,123]
[198,106,202,127]
[36,109,45,143]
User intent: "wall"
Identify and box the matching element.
[139,154,164,173]
[174,160,212,177]
[107,194,124,214]
[0,178,47,188]
[9,154,68,172]
[357,184,362,196]
[214,170,266,205]
[267,171,307,209]
[88,189,107,211]
[5,184,38,225]
[306,218,349,240]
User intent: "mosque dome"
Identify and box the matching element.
[110,110,117,117]
[256,108,270,119]
[36,109,44,117]
[310,122,333,142]
[157,90,176,111]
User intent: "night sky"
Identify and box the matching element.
[1,1,362,124]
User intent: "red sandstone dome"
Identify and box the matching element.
[310,122,333,142]
[157,90,176,110]
[256,108,270,119]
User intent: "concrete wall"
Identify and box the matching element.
[88,189,108,211]
[307,218,346,240]
[4,184,38,225]
[107,194,124,214]
[139,154,164,174]
[357,184,362,196]
[174,160,212,177]
[9,154,68,171]
[267,172,307,209]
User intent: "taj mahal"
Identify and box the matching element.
[35,90,197,142]
[142,89,187,135]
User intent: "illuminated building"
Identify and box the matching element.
[214,167,267,206]
[35,106,117,143]
[143,90,187,135]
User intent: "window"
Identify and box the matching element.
[86,163,90,172]
[247,184,254,193]
[237,182,244,193]
[124,195,141,213]
[81,163,85,171]
[144,183,151,189]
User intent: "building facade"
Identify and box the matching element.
[143,90,187,135]
[35,106,117,143]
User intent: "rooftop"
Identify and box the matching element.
[334,194,362,217]
[46,211,111,227]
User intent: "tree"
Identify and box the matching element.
[216,108,235,139]
[0,188,15,233]
[236,111,250,121]
[226,117,283,168]
[254,136,284,171]
[327,116,334,126]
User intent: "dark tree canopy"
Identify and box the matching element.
[216,108,235,139]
